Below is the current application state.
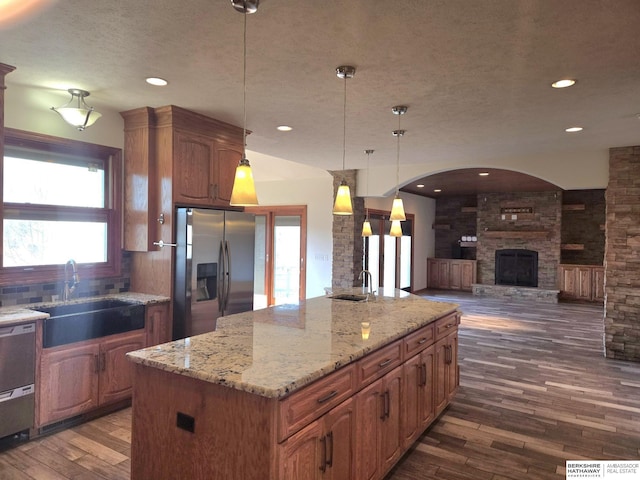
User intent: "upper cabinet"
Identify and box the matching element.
[120,105,245,252]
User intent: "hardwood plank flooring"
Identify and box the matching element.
[1,292,638,479]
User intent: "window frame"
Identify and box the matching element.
[1,128,122,286]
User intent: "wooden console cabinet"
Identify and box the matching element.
[428,258,477,291]
[130,310,460,480]
[557,264,604,302]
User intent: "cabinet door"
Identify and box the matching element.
[592,267,605,302]
[99,331,146,405]
[355,381,382,480]
[39,343,100,426]
[401,354,422,447]
[558,265,577,298]
[280,419,324,480]
[324,397,355,480]
[380,366,403,474]
[214,144,242,204]
[460,262,475,291]
[419,345,436,429]
[173,131,215,205]
[146,302,171,346]
[449,261,462,290]
[576,267,593,301]
[427,259,440,289]
[434,336,449,415]
[438,260,450,289]
[446,332,459,400]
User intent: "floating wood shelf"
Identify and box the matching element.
[562,204,586,211]
[459,241,477,247]
[432,224,451,230]
[561,243,585,250]
[483,230,549,239]
[460,206,477,213]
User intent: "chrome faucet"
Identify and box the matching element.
[63,259,80,301]
[358,269,375,300]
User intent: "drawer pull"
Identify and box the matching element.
[317,390,338,404]
[417,338,428,345]
[319,435,327,472]
[378,359,392,369]
[326,431,334,467]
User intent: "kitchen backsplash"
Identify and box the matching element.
[0,252,131,307]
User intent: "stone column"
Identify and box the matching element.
[331,169,364,290]
[604,146,640,361]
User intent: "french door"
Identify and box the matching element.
[248,206,307,308]
[363,210,413,292]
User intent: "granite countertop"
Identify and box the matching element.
[126,288,459,399]
[0,292,170,328]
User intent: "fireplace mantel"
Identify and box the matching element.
[483,230,549,239]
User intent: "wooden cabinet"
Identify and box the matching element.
[402,344,435,448]
[39,330,145,426]
[120,105,245,252]
[355,366,403,480]
[145,302,171,346]
[427,258,476,291]
[280,398,355,479]
[558,264,604,302]
[434,327,458,416]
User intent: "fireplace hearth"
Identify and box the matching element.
[495,249,538,287]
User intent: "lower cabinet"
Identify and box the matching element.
[427,258,476,291]
[39,330,146,426]
[280,397,355,479]
[355,367,403,480]
[434,329,459,416]
[145,302,172,346]
[558,264,604,302]
[402,344,435,448]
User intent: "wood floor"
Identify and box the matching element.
[2,292,639,479]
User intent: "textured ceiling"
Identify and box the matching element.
[1,0,640,193]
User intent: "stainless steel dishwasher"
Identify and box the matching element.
[0,322,35,439]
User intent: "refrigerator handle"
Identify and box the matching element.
[218,241,225,314]
[224,240,232,313]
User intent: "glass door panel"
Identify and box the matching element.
[253,215,267,309]
[273,216,301,305]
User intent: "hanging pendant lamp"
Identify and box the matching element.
[229,0,259,206]
[389,220,403,237]
[361,149,374,237]
[390,105,407,222]
[333,65,356,215]
[51,89,102,131]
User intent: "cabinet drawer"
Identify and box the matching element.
[404,323,435,358]
[278,364,355,442]
[356,339,403,386]
[434,312,459,341]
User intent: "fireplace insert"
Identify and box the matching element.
[495,249,538,287]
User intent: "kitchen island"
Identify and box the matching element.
[126,288,460,480]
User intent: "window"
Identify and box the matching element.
[1,128,122,284]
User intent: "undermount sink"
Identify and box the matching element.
[34,299,145,348]
[330,293,369,302]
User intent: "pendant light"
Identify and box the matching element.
[333,65,356,215]
[361,149,374,237]
[390,220,403,237]
[229,0,259,206]
[390,105,407,222]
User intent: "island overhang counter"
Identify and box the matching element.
[127,288,460,480]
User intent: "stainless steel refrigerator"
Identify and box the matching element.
[173,207,255,339]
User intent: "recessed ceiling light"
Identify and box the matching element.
[433,189,442,193]
[277,125,293,132]
[565,126,583,133]
[416,184,425,188]
[478,172,489,176]
[146,77,168,86]
[551,79,576,89]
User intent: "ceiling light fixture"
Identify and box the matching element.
[50,88,102,131]
[434,189,442,193]
[362,149,374,237]
[551,79,576,89]
[332,65,356,215]
[416,184,425,188]
[229,0,259,206]
[277,125,292,132]
[389,105,407,231]
[390,220,402,237]
[565,126,583,133]
[478,172,489,176]
[145,77,168,86]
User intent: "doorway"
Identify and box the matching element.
[363,210,414,292]
[248,206,307,308]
